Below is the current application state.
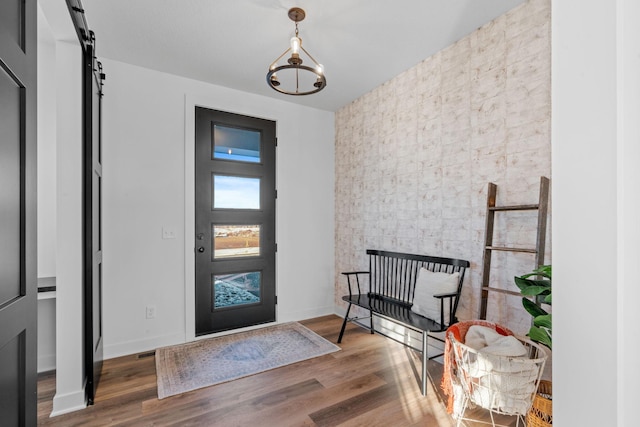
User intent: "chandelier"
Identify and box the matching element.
[266,7,326,95]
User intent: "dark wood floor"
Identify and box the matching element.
[38,315,519,426]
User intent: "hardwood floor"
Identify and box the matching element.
[37,315,520,426]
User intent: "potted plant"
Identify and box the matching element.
[514,264,551,349]
[515,265,552,427]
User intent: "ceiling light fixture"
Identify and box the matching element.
[266,7,326,96]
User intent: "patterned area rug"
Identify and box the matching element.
[155,322,340,399]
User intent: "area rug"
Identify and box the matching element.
[155,322,340,399]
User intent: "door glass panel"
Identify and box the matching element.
[213,225,260,258]
[213,124,260,163]
[213,272,261,309]
[213,175,260,209]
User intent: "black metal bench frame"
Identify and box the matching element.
[337,249,470,395]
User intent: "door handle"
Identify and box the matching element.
[197,247,205,253]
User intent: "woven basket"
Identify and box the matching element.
[526,380,552,426]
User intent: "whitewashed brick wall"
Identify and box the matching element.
[335,0,551,335]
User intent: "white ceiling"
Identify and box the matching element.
[81,0,525,112]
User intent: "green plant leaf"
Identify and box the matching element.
[523,298,548,317]
[520,285,551,297]
[521,272,551,280]
[528,326,552,349]
[514,276,551,290]
[530,265,552,278]
[544,294,552,304]
[514,276,535,291]
[534,314,552,329]
[522,279,551,288]
[536,265,552,276]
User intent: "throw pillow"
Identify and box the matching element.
[411,267,460,325]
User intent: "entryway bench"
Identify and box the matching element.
[337,249,470,395]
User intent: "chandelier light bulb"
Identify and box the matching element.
[290,37,301,54]
[316,64,324,75]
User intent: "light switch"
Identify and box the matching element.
[162,227,176,239]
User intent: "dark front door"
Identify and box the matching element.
[0,0,38,425]
[194,107,276,335]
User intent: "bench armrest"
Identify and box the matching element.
[432,291,458,299]
[432,292,458,328]
[341,271,369,297]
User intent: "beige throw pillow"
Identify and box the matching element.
[410,267,460,324]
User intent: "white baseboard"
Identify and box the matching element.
[51,382,87,417]
[105,308,334,360]
[278,305,335,323]
[104,332,185,359]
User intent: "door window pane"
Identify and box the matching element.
[213,225,260,258]
[213,175,260,209]
[213,124,260,163]
[213,272,261,308]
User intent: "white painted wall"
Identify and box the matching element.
[553,1,640,426]
[38,0,87,416]
[100,58,335,358]
[37,296,56,372]
[37,3,57,279]
[36,2,57,375]
[52,39,86,415]
[618,2,640,424]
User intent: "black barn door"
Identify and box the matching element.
[83,42,104,405]
[66,0,106,404]
[0,0,38,425]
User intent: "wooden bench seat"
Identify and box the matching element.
[338,249,470,395]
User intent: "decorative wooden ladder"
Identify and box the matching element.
[479,176,550,319]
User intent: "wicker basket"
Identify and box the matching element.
[526,380,552,426]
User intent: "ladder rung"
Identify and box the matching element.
[489,204,539,211]
[482,287,522,297]
[485,246,537,253]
